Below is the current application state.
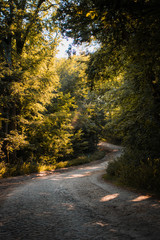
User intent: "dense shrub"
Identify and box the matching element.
[106,150,160,193]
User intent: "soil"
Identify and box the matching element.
[0,143,160,240]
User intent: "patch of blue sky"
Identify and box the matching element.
[56,37,100,58]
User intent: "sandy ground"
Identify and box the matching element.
[0,143,160,240]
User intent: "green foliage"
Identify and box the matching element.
[1,0,160,197]
[0,161,6,176]
[72,93,105,154]
[106,152,160,193]
[56,55,89,103]
[0,150,106,178]
[57,0,160,193]
[0,0,60,164]
[1,161,39,178]
[28,92,76,163]
[57,150,106,168]
[0,49,60,163]
[56,55,106,155]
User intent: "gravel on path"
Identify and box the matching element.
[0,143,160,240]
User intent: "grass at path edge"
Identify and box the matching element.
[0,150,106,178]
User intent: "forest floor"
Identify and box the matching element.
[0,143,160,240]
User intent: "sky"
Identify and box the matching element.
[56,37,100,58]
[56,38,73,58]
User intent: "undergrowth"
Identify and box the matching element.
[0,150,106,178]
[105,150,160,194]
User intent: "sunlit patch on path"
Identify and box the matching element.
[131,195,151,202]
[100,193,119,202]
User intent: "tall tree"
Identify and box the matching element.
[0,0,59,162]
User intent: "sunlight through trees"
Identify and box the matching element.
[0,0,160,193]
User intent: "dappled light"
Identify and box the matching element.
[151,204,160,208]
[100,193,119,202]
[0,0,160,239]
[1,152,160,240]
[0,0,159,200]
[49,163,108,181]
[93,221,109,227]
[131,195,151,202]
[61,172,92,179]
[50,171,92,180]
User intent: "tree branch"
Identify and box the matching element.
[16,0,46,54]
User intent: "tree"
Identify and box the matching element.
[57,0,160,150]
[56,55,88,102]
[0,0,59,162]
[57,0,160,191]
[56,55,107,154]
[28,92,76,163]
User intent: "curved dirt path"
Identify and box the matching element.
[0,143,160,240]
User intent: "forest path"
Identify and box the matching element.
[0,143,160,240]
